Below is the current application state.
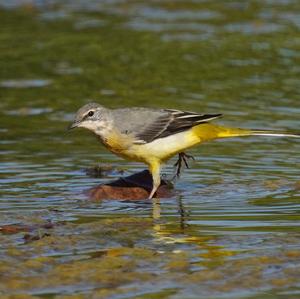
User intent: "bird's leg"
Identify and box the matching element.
[181,152,195,168]
[149,161,161,199]
[149,184,159,200]
[173,154,183,178]
[173,152,195,179]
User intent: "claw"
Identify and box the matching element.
[182,155,189,169]
[173,152,195,179]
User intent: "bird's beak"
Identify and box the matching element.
[67,121,80,131]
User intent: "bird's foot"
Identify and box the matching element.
[148,184,159,199]
[173,152,195,179]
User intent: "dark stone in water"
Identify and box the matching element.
[0,222,56,235]
[23,232,51,243]
[84,164,125,178]
[88,170,174,200]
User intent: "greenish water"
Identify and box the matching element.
[0,1,300,298]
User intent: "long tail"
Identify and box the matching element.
[218,127,300,139]
[193,123,300,141]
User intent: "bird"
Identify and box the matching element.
[69,102,299,199]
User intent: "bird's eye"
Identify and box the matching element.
[88,111,94,117]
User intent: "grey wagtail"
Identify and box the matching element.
[69,102,299,199]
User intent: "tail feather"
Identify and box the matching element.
[193,124,300,141]
[248,130,300,138]
[217,127,300,139]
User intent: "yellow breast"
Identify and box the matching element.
[100,131,145,162]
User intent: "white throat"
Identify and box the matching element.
[79,120,112,138]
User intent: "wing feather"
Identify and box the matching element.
[134,109,222,143]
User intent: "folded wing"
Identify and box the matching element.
[135,109,222,143]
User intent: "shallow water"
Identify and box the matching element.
[0,1,300,298]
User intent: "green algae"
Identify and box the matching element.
[1,213,300,298]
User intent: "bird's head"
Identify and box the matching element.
[69,102,110,134]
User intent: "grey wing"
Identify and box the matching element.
[112,108,171,143]
[113,107,222,144]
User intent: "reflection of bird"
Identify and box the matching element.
[69,102,300,199]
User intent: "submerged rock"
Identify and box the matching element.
[84,164,125,178]
[88,170,174,200]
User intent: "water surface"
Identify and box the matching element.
[0,1,300,298]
